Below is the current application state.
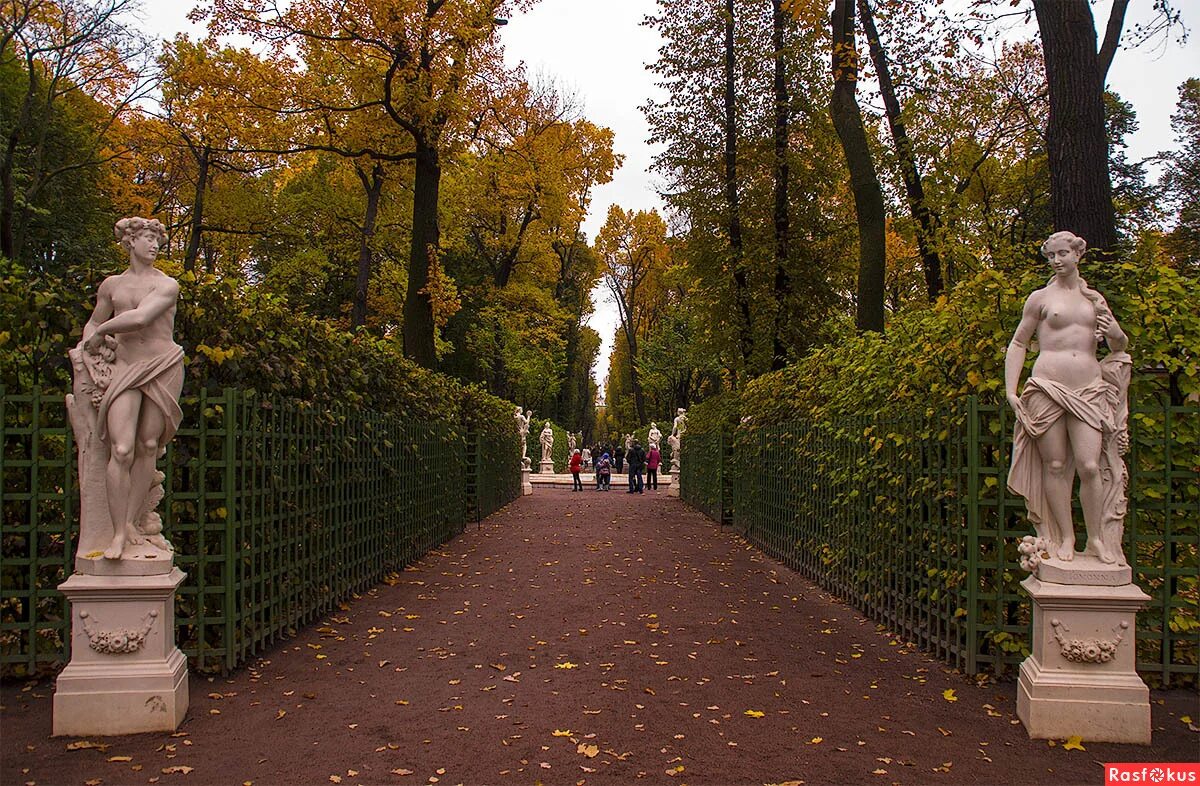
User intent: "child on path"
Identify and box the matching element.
[570,449,583,491]
[596,453,611,491]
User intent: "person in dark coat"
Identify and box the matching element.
[626,440,646,494]
[614,445,625,473]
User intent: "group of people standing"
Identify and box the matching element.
[569,438,662,493]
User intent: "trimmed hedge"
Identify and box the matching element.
[0,261,520,435]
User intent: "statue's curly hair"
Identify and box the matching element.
[1040,230,1086,258]
[114,217,168,250]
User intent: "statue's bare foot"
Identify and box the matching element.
[1055,542,1075,561]
[103,530,127,560]
[124,522,145,547]
[1089,537,1116,564]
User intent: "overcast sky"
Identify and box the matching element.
[142,0,1196,388]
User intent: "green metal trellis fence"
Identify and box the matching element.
[681,396,1199,685]
[1,388,520,676]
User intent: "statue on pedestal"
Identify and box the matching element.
[567,431,577,454]
[623,433,634,452]
[1003,232,1150,745]
[54,217,189,736]
[1005,231,1132,569]
[647,422,662,450]
[539,421,554,464]
[67,217,182,570]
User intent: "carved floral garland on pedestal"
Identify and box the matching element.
[78,609,159,655]
[1050,618,1128,664]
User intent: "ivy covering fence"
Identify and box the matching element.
[1,387,521,676]
[680,396,1198,686]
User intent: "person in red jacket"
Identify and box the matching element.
[569,449,584,491]
[646,444,661,490]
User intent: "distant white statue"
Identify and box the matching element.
[1005,231,1132,569]
[67,217,181,566]
[647,422,662,449]
[670,408,688,474]
[568,431,577,453]
[514,407,533,468]
[672,407,688,439]
[624,433,634,452]
[539,421,554,464]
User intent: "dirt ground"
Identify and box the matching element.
[3,487,1196,786]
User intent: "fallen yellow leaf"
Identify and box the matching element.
[552,729,572,737]
[1062,735,1086,751]
[942,689,957,702]
[808,737,823,744]
[555,662,578,670]
[577,743,599,758]
[744,709,766,718]
[108,755,133,762]
[161,766,194,774]
[66,740,109,752]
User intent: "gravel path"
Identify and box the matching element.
[3,487,1195,785]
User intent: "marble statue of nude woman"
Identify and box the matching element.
[70,217,183,564]
[1005,231,1132,567]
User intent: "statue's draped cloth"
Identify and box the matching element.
[97,345,185,445]
[1008,352,1132,537]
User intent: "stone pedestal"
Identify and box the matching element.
[1016,572,1150,744]
[521,466,533,496]
[539,460,554,475]
[53,568,188,736]
[667,478,680,498]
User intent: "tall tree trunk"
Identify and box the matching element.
[403,138,441,368]
[624,327,648,425]
[723,0,754,367]
[830,0,886,333]
[770,0,792,371]
[183,144,210,274]
[857,0,943,301]
[351,162,385,330]
[1033,0,1119,257]
[0,130,17,259]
